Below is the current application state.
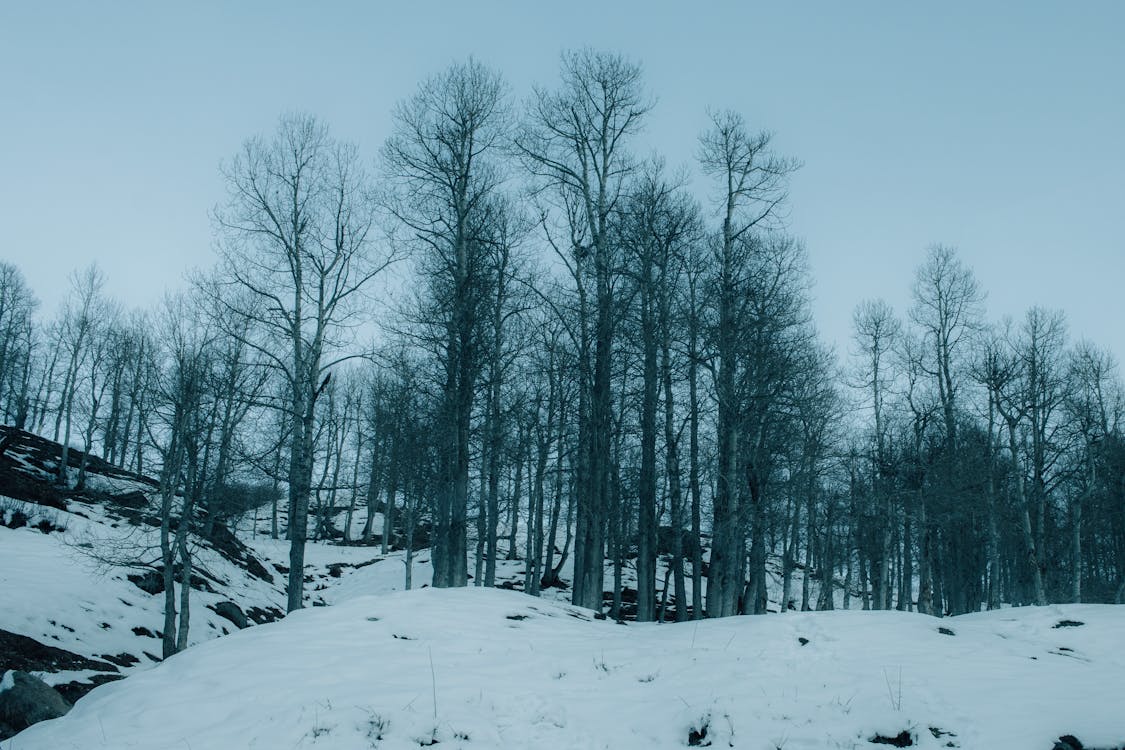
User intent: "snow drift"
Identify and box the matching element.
[6,587,1123,749]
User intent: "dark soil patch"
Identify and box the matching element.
[2,508,29,528]
[938,627,955,636]
[206,523,274,584]
[112,490,149,508]
[128,570,164,595]
[0,427,156,515]
[33,517,65,533]
[0,462,67,511]
[870,730,913,746]
[687,721,709,746]
[54,673,126,704]
[0,629,117,674]
[99,652,140,668]
[1052,734,1125,750]
[1053,620,1085,629]
[245,605,284,625]
[127,566,216,595]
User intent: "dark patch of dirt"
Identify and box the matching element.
[32,517,65,533]
[1,508,29,528]
[112,490,149,508]
[1054,736,1085,750]
[1051,735,1125,750]
[128,570,164,595]
[938,627,955,636]
[870,730,913,746]
[54,673,126,704]
[798,637,810,646]
[99,652,141,668]
[0,629,118,674]
[127,566,217,595]
[0,427,157,515]
[206,523,274,584]
[0,462,67,511]
[1053,619,1085,628]
[131,626,157,639]
[506,614,529,621]
[245,605,284,625]
[687,721,709,746]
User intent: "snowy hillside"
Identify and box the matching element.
[0,428,287,703]
[6,587,1124,749]
[4,427,1124,748]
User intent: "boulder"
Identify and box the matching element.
[213,601,248,629]
[0,670,72,740]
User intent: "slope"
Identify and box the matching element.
[6,587,1124,749]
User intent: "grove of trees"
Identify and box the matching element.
[3,49,1123,632]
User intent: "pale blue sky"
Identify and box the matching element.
[2,1,1122,364]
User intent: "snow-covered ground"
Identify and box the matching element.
[0,491,286,697]
[6,586,1123,749]
[3,430,1122,748]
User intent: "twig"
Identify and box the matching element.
[428,645,438,721]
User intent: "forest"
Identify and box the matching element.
[2,50,1123,641]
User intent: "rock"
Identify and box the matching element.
[0,670,72,740]
[112,490,149,508]
[127,569,164,595]
[213,601,248,629]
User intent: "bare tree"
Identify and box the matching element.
[383,59,510,588]
[1065,342,1118,602]
[698,111,798,617]
[0,262,38,427]
[518,48,651,611]
[148,293,211,657]
[909,245,984,446]
[850,299,901,609]
[618,164,699,620]
[983,309,1068,606]
[212,114,395,611]
[54,265,107,486]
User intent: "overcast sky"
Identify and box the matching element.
[2,1,1122,365]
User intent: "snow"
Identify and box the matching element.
[5,587,1123,749]
[3,437,1121,749]
[0,494,286,692]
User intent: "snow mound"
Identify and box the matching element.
[7,588,1124,749]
